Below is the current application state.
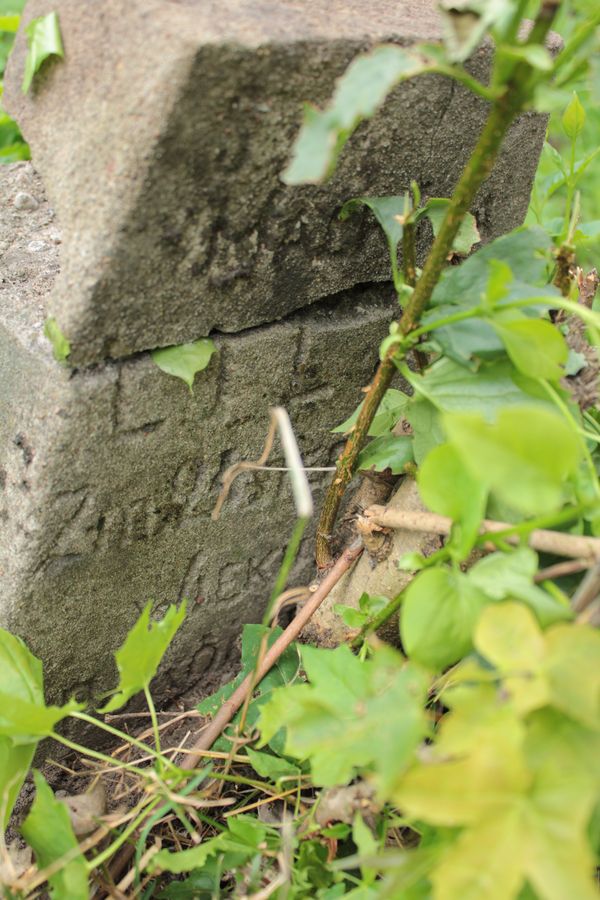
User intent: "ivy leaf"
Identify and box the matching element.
[22,11,64,94]
[493,318,568,380]
[100,602,186,712]
[444,406,581,516]
[339,196,407,283]
[562,92,586,140]
[151,339,217,392]
[21,771,88,900]
[418,198,480,256]
[544,624,600,731]
[333,389,409,436]
[44,316,70,363]
[417,442,487,560]
[401,567,489,670]
[467,548,572,627]
[258,645,428,789]
[356,434,414,474]
[283,45,431,183]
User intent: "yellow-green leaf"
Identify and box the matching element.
[151,338,216,392]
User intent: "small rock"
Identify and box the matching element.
[13,192,39,212]
[27,240,48,253]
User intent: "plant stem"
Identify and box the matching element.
[264,516,309,624]
[402,222,417,288]
[71,710,166,765]
[316,98,522,567]
[144,684,163,774]
[53,733,149,778]
[180,539,363,765]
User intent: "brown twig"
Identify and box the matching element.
[534,558,591,582]
[179,539,363,769]
[363,506,600,561]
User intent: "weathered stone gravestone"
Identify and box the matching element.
[0,0,550,708]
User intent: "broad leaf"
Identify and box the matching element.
[356,434,414,474]
[245,747,301,781]
[333,388,409,436]
[258,645,428,789]
[426,227,556,367]
[467,548,572,627]
[100,602,186,712]
[0,629,49,826]
[406,358,545,417]
[444,405,581,516]
[22,11,64,93]
[418,198,480,255]
[21,771,88,900]
[283,45,431,183]
[151,339,216,392]
[417,442,487,560]
[493,318,568,380]
[0,693,81,743]
[401,567,489,670]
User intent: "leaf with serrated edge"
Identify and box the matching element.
[100,602,186,712]
[258,645,428,788]
[356,434,414,474]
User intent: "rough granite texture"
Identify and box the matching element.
[0,164,397,705]
[4,0,553,365]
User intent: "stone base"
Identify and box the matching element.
[0,166,397,705]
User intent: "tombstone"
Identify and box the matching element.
[0,0,551,710]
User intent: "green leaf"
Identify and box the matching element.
[417,442,487,561]
[21,771,88,900]
[150,815,271,874]
[333,388,409,436]
[22,11,64,93]
[100,602,186,712]
[339,195,407,282]
[406,358,547,419]
[562,92,586,140]
[467,548,572,627]
[245,747,301,781]
[151,339,216,392]
[498,43,554,72]
[401,567,489,670]
[493,318,568,380]
[356,434,414,474]
[44,316,70,363]
[444,406,581,516]
[0,629,44,826]
[0,692,81,743]
[258,645,428,789]
[418,198,480,256]
[426,227,556,367]
[283,45,430,183]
